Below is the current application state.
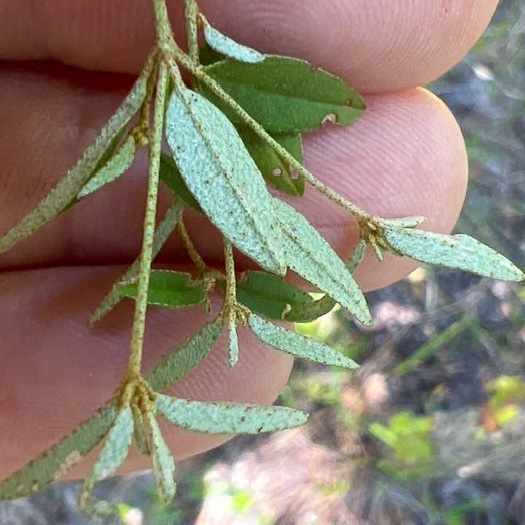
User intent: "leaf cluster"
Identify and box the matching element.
[0,0,523,515]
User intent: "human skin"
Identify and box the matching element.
[0,0,498,480]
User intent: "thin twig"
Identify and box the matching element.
[128,61,169,377]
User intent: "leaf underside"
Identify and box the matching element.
[249,314,359,369]
[165,86,285,274]
[0,54,154,254]
[78,135,137,198]
[273,198,372,325]
[200,56,365,132]
[0,320,222,500]
[384,228,525,282]
[87,408,134,484]
[202,18,265,64]
[156,394,308,434]
[0,403,118,501]
[147,415,177,503]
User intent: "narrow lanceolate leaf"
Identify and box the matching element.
[86,408,134,484]
[146,415,176,504]
[132,404,151,456]
[383,228,525,282]
[89,201,184,325]
[117,270,206,310]
[200,56,365,132]
[238,127,305,196]
[274,199,372,325]
[284,239,367,323]
[166,87,285,274]
[228,317,239,368]
[0,403,117,501]
[201,17,265,64]
[236,271,313,320]
[380,216,426,229]
[78,135,137,198]
[0,53,155,254]
[156,394,308,434]
[146,319,223,392]
[249,314,359,369]
[160,153,202,211]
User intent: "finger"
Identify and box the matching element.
[0,266,294,480]
[0,0,498,92]
[0,67,468,291]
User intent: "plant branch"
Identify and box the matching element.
[128,62,169,377]
[184,0,200,62]
[156,44,373,223]
[176,218,206,275]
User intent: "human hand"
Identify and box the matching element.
[0,0,498,479]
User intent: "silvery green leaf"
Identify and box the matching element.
[383,228,525,282]
[160,153,202,211]
[165,86,285,274]
[380,216,426,229]
[87,407,134,484]
[78,135,136,198]
[200,56,365,133]
[89,201,184,325]
[132,404,151,456]
[156,394,308,434]
[80,407,134,508]
[228,318,239,368]
[0,53,154,254]
[284,238,366,323]
[249,314,359,369]
[274,199,372,325]
[0,321,221,501]
[0,403,118,501]
[201,16,265,64]
[147,415,176,504]
[146,319,223,392]
[117,270,206,310]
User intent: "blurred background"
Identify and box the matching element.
[2,0,525,523]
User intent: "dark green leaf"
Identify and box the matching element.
[117,270,206,310]
[0,54,155,254]
[89,201,184,325]
[274,199,372,325]
[156,394,308,434]
[249,314,359,369]
[166,86,285,274]
[0,404,117,501]
[160,153,202,211]
[146,319,223,392]
[200,56,365,132]
[78,135,137,198]
[199,44,226,66]
[236,271,313,320]
[201,17,265,64]
[147,415,176,504]
[238,127,305,196]
[383,228,525,282]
